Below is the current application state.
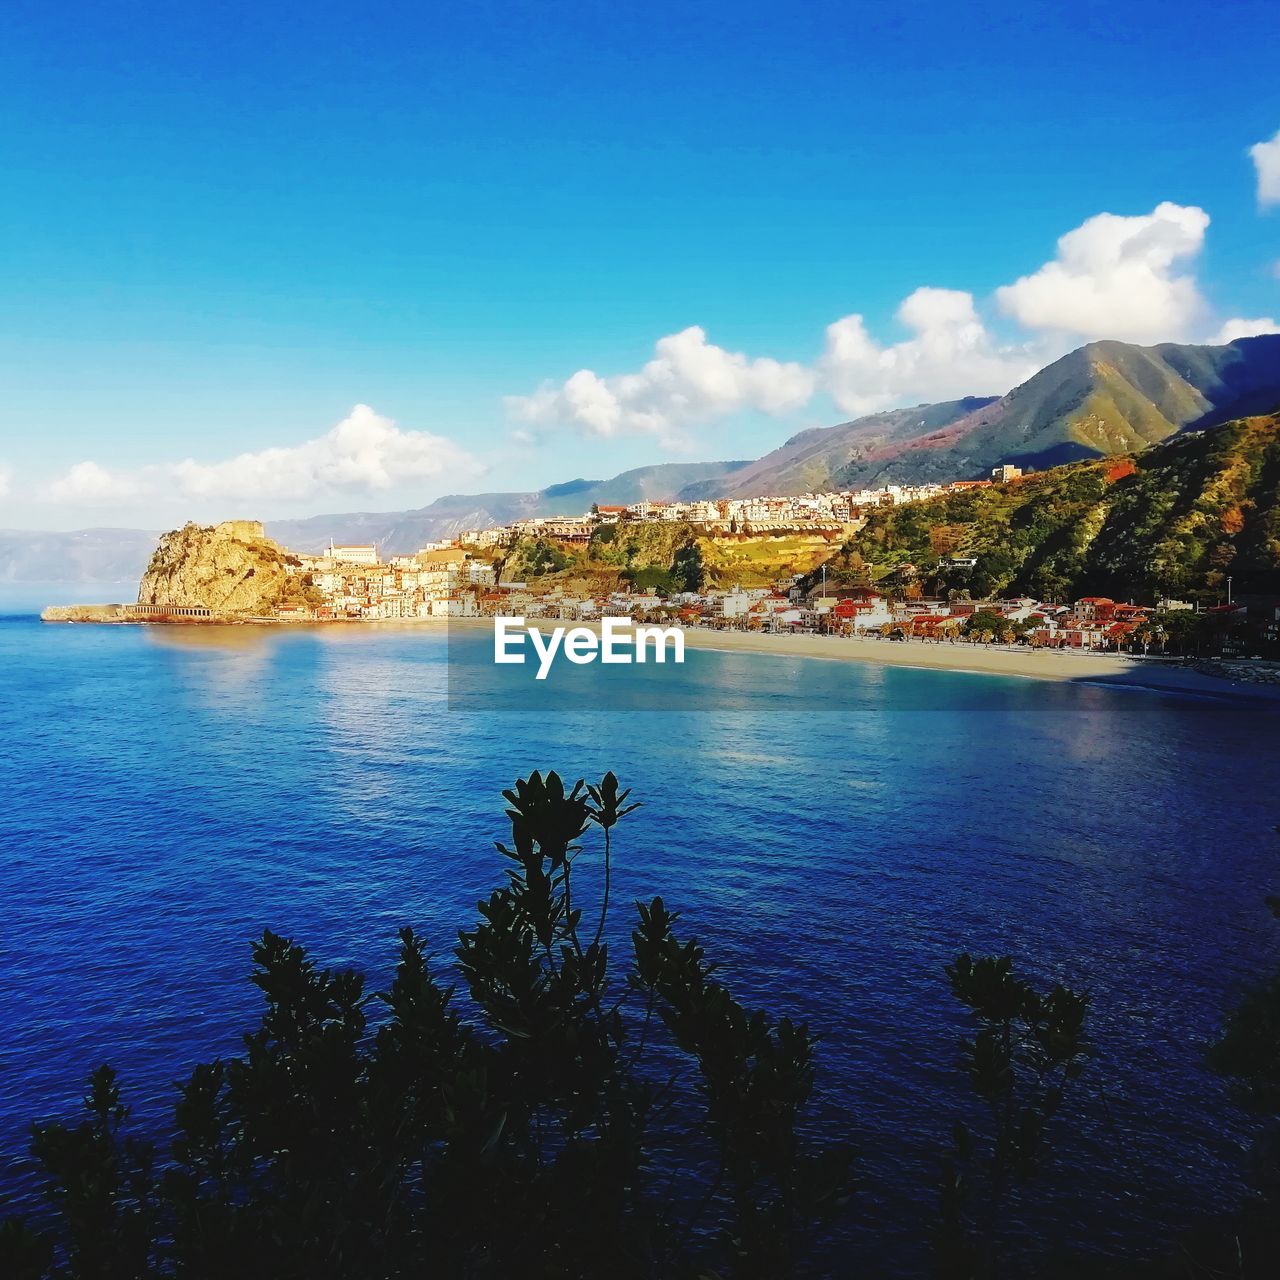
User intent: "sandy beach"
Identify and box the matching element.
[454,616,1279,700]
[672,627,1280,701]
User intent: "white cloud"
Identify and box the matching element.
[170,404,478,501]
[45,405,480,508]
[1209,316,1280,343]
[995,202,1210,343]
[1249,129,1280,207]
[0,463,12,499]
[819,287,1040,416]
[505,325,815,443]
[47,460,144,506]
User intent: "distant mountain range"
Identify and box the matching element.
[0,527,161,587]
[265,460,750,556]
[677,398,1000,500]
[0,463,748,584]
[6,334,1279,585]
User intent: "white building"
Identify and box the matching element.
[430,595,479,618]
[327,541,379,566]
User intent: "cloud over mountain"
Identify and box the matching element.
[819,288,1039,416]
[505,326,814,444]
[44,406,480,509]
[995,202,1210,343]
[1209,316,1280,343]
[507,291,1041,441]
[47,460,145,506]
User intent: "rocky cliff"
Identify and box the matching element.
[136,520,296,614]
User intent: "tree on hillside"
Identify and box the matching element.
[524,537,572,576]
[624,566,678,594]
[671,543,705,592]
[962,610,1016,644]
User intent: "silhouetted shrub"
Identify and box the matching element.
[0,771,851,1279]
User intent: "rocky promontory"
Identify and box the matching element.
[136,520,297,615]
[40,603,128,623]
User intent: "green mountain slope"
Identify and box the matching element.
[829,411,1280,603]
[733,334,1280,496]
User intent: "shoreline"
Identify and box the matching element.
[35,607,1280,702]
[674,627,1280,700]
[464,616,1280,702]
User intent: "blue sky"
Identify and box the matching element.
[1,0,1278,530]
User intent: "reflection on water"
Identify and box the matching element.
[142,623,284,653]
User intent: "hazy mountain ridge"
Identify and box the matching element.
[0,464,751,584]
[0,528,161,586]
[265,460,752,556]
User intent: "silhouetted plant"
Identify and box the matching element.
[935,954,1090,1280]
[0,771,851,1279]
[1210,895,1280,1114]
[1088,891,1280,1279]
[1197,892,1280,1276]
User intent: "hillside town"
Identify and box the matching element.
[268,472,1016,624]
[230,464,1272,657]
[268,534,1272,657]
[47,458,1271,662]
[453,471,1019,548]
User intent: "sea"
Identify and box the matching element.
[1,586,1279,1272]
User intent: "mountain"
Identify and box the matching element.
[824,334,1280,493]
[720,335,1280,498]
[265,460,751,555]
[0,527,161,586]
[678,399,998,499]
[826,410,1280,603]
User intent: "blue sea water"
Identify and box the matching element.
[1,609,1279,1270]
